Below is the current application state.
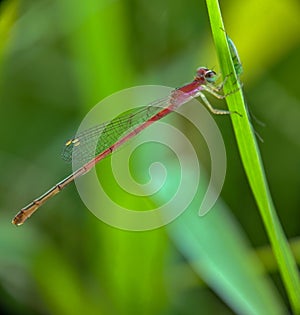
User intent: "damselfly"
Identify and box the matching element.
[12,67,239,226]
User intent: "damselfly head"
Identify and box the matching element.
[196,67,217,83]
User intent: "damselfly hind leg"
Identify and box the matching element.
[197,91,231,115]
[199,84,242,116]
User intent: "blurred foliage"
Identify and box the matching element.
[0,0,299,314]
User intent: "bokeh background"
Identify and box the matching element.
[0,0,300,314]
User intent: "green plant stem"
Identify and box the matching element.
[256,237,300,273]
[205,0,300,313]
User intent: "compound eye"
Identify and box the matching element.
[205,70,217,83]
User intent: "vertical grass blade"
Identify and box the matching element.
[205,0,300,313]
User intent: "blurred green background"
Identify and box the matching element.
[0,0,299,314]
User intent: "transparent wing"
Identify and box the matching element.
[61,97,170,165]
